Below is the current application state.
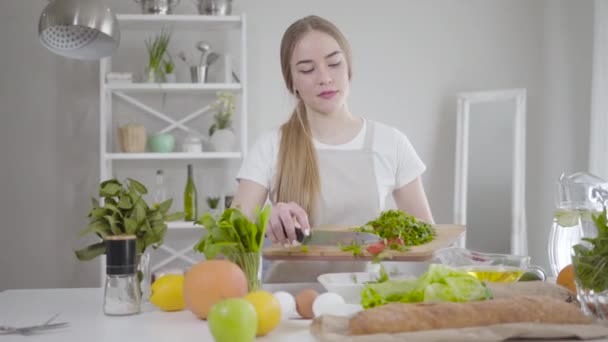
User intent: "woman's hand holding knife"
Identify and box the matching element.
[267,202,310,246]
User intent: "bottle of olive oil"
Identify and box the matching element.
[184,164,197,221]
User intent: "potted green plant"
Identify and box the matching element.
[206,196,221,216]
[75,178,183,298]
[163,54,176,83]
[144,29,171,83]
[209,91,236,152]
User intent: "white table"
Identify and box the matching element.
[0,288,316,341]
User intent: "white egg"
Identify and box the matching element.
[312,292,346,317]
[273,291,296,320]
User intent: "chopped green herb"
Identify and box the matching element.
[359,209,435,246]
[339,240,363,256]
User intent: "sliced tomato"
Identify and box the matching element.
[366,242,386,255]
[387,238,404,245]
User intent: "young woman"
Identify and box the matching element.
[232,15,434,282]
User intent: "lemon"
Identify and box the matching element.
[150,274,186,311]
[244,290,282,336]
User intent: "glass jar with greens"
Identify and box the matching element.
[193,206,270,292]
[572,205,608,320]
[548,172,607,277]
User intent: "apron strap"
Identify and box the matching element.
[363,120,375,151]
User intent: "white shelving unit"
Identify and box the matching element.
[105,82,242,93]
[106,152,242,160]
[98,13,248,282]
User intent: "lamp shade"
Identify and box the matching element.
[38,0,120,60]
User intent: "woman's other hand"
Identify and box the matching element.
[267,201,311,245]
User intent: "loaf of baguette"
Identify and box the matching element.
[349,296,592,335]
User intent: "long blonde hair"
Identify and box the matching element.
[275,15,353,218]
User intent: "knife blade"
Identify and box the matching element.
[295,226,380,246]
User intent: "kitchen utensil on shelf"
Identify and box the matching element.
[193,0,232,15]
[134,0,180,15]
[434,247,546,283]
[295,225,380,246]
[206,52,220,66]
[196,41,212,67]
[190,65,208,83]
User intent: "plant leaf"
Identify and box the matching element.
[75,242,106,261]
[128,178,148,195]
[104,203,122,217]
[124,217,138,235]
[202,242,238,260]
[255,205,271,251]
[196,212,217,229]
[89,208,106,220]
[165,212,185,222]
[91,197,99,209]
[132,202,147,224]
[79,220,111,238]
[104,215,122,235]
[100,182,122,197]
[117,195,133,210]
[158,199,173,214]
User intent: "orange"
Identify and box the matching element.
[556,264,576,293]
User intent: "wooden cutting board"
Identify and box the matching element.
[262,224,465,262]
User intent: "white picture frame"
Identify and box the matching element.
[453,88,528,256]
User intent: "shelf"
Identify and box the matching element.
[168,221,204,229]
[106,152,242,160]
[106,83,242,93]
[117,14,242,31]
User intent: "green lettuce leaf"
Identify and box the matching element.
[361,264,491,309]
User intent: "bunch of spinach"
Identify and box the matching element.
[193,205,270,291]
[572,206,608,292]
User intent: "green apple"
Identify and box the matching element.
[208,298,258,342]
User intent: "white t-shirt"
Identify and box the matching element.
[236,118,426,209]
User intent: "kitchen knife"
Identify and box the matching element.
[295,225,380,246]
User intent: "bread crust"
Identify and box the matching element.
[349,296,592,335]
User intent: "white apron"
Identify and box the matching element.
[263,121,381,283]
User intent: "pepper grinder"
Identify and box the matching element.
[103,235,141,316]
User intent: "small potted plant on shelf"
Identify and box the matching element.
[144,29,171,83]
[206,196,221,216]
[75,178,184,299]
[209,91,236,152]
[163,54,176,83]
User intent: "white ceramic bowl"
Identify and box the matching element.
[317,272,373,304]
[317,272,416,304]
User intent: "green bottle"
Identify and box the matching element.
[184,164,198,221]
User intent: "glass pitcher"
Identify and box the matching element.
[547,171,608,277]
[434,247,546,283]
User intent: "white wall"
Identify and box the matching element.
[0,0,593,290]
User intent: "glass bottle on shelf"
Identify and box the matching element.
[184,164,198,221]
[153,169,168,206]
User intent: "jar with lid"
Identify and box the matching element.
[103,235,141,316]
[182,135,202,153]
